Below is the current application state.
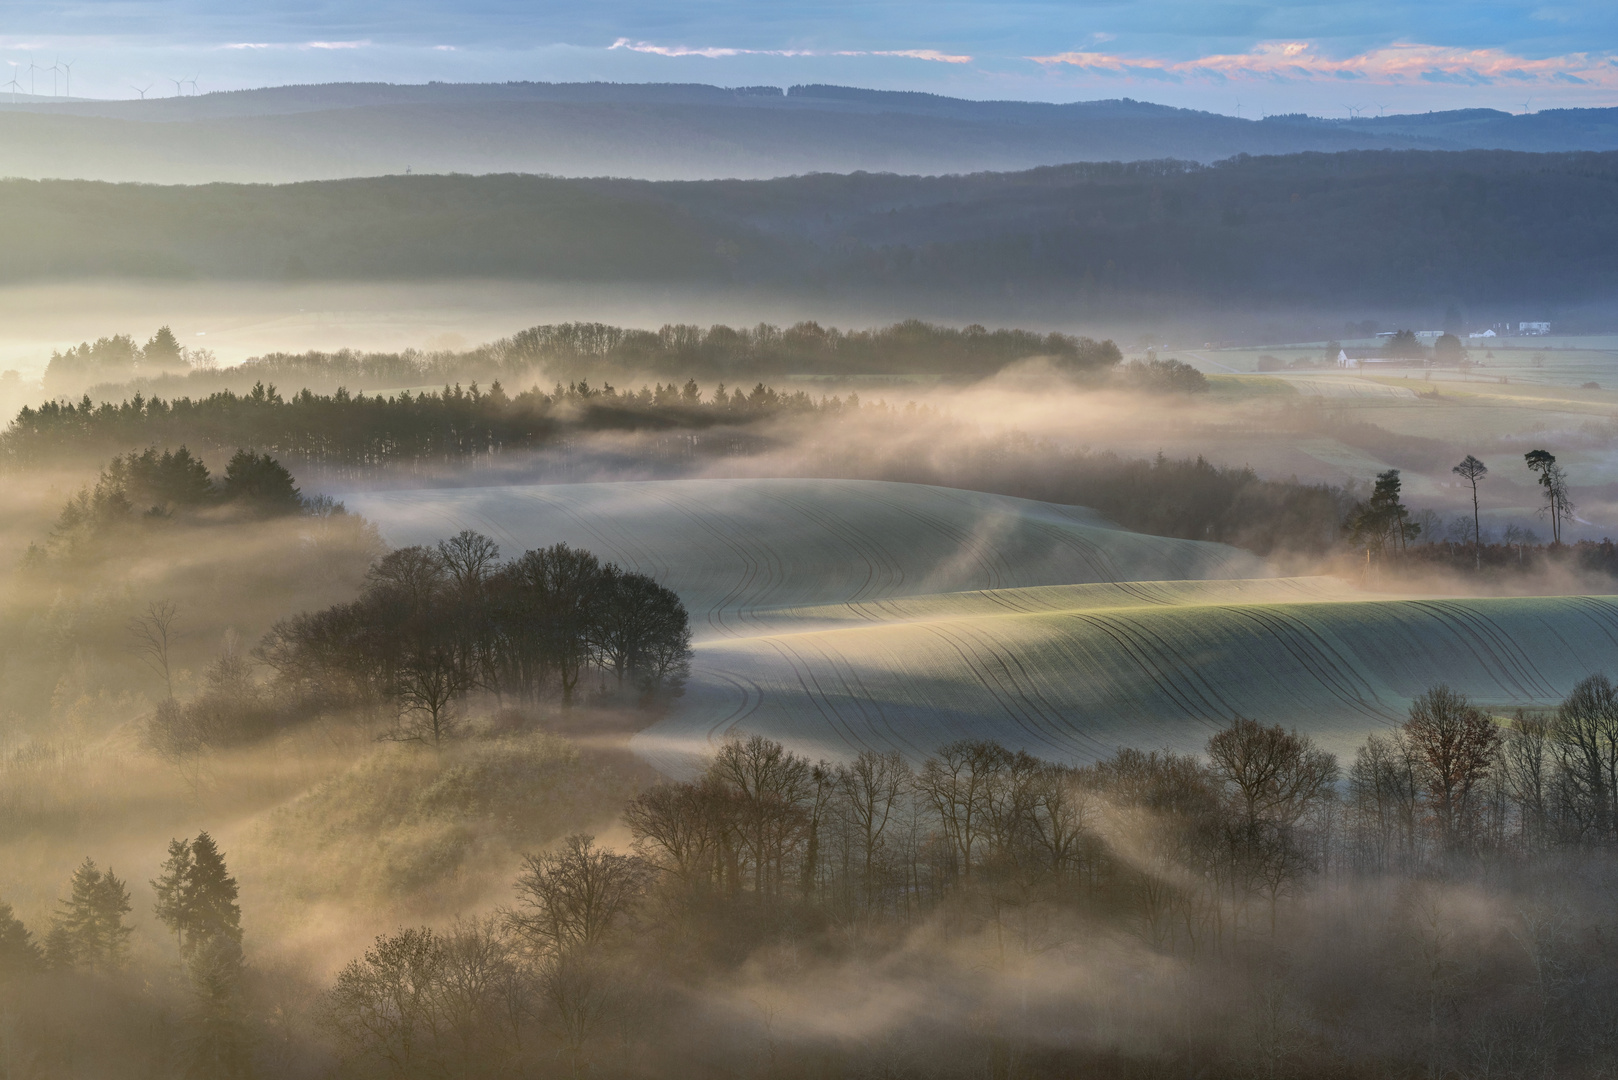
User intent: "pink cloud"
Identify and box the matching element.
[1029,41,1618,87]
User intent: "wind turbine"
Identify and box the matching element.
[185,74,199,96]
[1375,102,1389,117]
[1342,103,1365,119]
[131,83,152,100]
[171,78,184,96]
[1519,98,1532,115]
[57,59,74,99]
[2,66,21,104]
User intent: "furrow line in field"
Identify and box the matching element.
[1068,612,1244,730]
[1562,597,1618,650]
[698,669,766,741]
[639,488,772,636]
[761,637,895,756]
[908,623,1077,758]
[945,621,1115,758]
[1226,607,1395,719]
[1404,601,1560,701]
[759,487,898,603]
[873,494,1013,590]
[514,488,673,582]
[920,622,1093,758]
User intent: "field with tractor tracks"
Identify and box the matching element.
[345,478,1618,775]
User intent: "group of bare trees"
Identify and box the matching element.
[258,532,693,744]
[313,680,1618,1078]
[1351,676,1618,866]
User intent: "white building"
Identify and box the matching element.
[1519,322,1551,335]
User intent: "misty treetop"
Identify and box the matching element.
[1,377,859,472]
[35,318,1121,399]
[35,444,320,564]
[253,532,693,744]
[43,325,195,391]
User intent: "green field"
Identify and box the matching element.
[345,478,1618,775]
[341,478,1269,637]
[636,591,1618,774]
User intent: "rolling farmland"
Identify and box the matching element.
[340,478,1268,636]
[345,478,1618,775]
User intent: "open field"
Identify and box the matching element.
[346,477,1618,776]
[637,591,1618,774]
[340,478,1269,637]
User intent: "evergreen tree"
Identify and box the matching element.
[154,833,242,959]
[182,934,251,1079]
[0,900,44,979]
[142,324,187,373]
[53,858,134,972]
[153,836,196,952]
[185,833,242,951]
[221,450,303,516]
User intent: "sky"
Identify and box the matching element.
[4,1,1618,115]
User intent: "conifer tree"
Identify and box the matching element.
[154,832,242,959]
[52,858,133,972]
[0,900,44,978]
[153,836,196,952]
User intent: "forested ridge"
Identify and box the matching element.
[4,150,1618,305]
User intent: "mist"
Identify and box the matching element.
[5,153,1618,1080]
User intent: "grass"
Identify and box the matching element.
[636,591,1618,775]
[342,478,1271,639]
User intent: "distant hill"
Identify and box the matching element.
[1,81,1615,183]
[3,149,1615,311]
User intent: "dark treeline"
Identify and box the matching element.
[33,443,326,566]
[1,379,845,474]
[44,319,1120,396]
[145,532,693,758]
[309,681,1618,1077]
[5,152,1618,305]
[11,684,1618,1078]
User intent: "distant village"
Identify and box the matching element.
[1334,321,1553,368]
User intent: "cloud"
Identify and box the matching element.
[305,40,371,50]
[1028,41,1618,87]
[609,39,970,63]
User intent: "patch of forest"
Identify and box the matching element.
[8,690,1618,1078]
[3,150,1617,304]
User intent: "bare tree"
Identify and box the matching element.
[836,750,913,910]
[1550,674,1618,842]
[384,645,474,749]
[1451,455,1488,569]
[129,599,180,698]
[917,740,1011,882]
[1403,686,1502,850]
[508,835,651,955]
[1208,716,1339,832]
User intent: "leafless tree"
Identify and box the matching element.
[129,599,180,698]
[1404,686,1502,850]
[508,835,651,955]
[836,750,913,910]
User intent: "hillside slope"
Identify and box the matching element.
[638,592,1618,773]
[341,478,1269,637]
[3,83,1615,183]
[6,151,1618,307]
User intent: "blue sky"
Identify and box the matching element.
[6,1,1618,114]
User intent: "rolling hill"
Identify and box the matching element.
[2,83,1616,184]
[339,478,1269,637]
[639,592,1618,774]
[344,477,1618,775]
[6,150,1618,310]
